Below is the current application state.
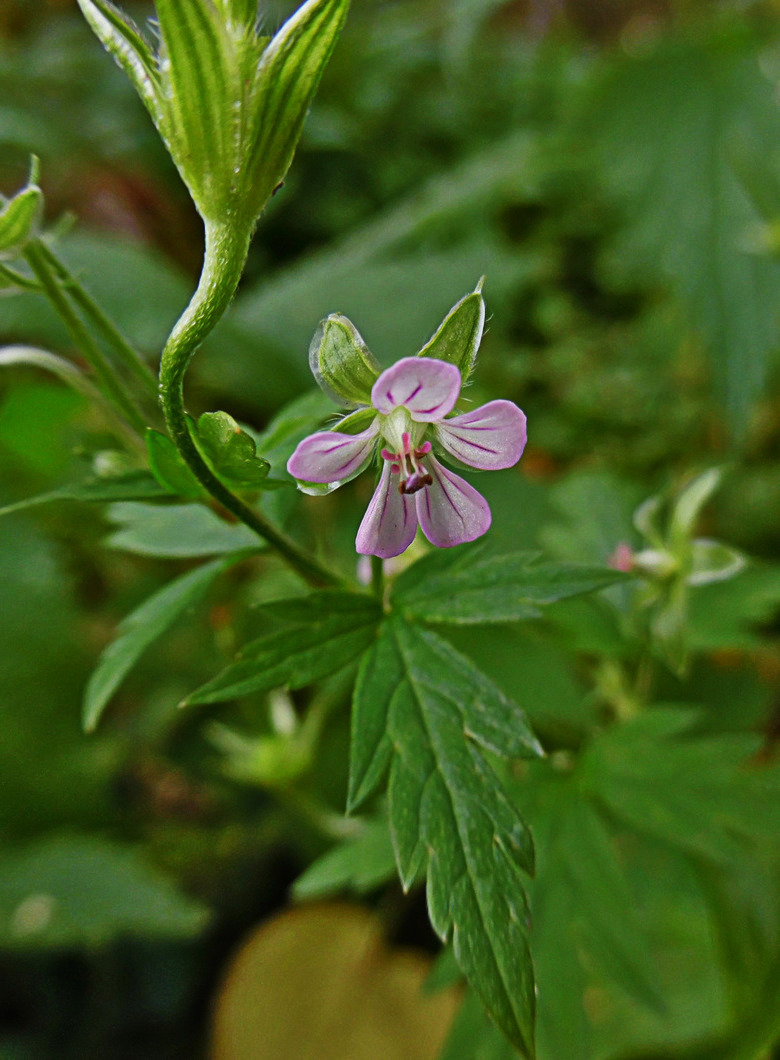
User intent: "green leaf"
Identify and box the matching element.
[75,0,162,122]
[83,553,247,732]
[195,410,271,489]
[0,835,208,949]
[105,501,262,557]
[292,817,397,900]
[186,591,382,704]
[308,313,380,407]
[244,0,351,220]
[0,472,166,518]
[520,770,663,1059]
[392,547,630,624]
[146,428,206,499]
[349,618,542,1056]
[417,279,485,380]
[580,708,779,862]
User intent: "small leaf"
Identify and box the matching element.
[292,818,397,900]
[195,410,271,488]
[244,0,351,220]
[349,618,542,1056]
[392,547,630,625]
[309,314,381,407]
[186,591,382,704]
[417,280,485,380]
[83,553,247,732]
[105,501,262,557]
[146,428,206,499]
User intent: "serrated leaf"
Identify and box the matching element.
[417,280,485,380]
[580,708,780,862]
[244,0,351,219]
[309,313,380,406]
[0,835,208,949]
[392,546,630,624]
[195,410,271,489]
[83,553,247,732]
[292,817,397,900]
[186,591,381,704]
[0,472,166,518]
[349,618,542,1056]
[76,0,162,121]
[146,428,206,499]
[105,501,262,557]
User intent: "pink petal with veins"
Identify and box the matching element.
[371,357,461,422]
[287,424,378,484]
[356,463,418,557]
[435,400,527,471]
[415,456,491,548]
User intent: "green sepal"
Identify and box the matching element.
[417,278,486,381]
[687,538,746,586]
[309,314,381,407]
[195,410,271,489]
[214,0,257,27]
[145,428,206,500]
[241,0,351,223]
[0,159,43,255]
[75,0,162,122]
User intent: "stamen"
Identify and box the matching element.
[416,441,432,455]
[380,448,396,461]
[401,431,412,455]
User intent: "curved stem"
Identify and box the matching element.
[158,220,340,588]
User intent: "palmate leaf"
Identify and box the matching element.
[580,708,780,862]
[349,617,543,1057]
[520,769,663,1060]
[587,29,780,439]
[186,592,382,704]
[391,546,630,624]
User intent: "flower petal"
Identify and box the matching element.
[416,457,491,548]
[371,357,461,422]
[287,423,378,484]
[435,399,527,470]
[356,463,417,558]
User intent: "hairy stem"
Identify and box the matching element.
[34,239,159,404]
[23,240,148,440]
[158,221,340,588]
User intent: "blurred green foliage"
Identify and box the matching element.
[1,0,779,1056]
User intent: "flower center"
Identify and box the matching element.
[381,432,433,495]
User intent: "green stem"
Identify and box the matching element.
[34,239,159,403]
[158,220,340,588]
[23,241,148,438]
[371,554,384,599]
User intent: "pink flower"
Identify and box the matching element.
[287,356,527,558]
